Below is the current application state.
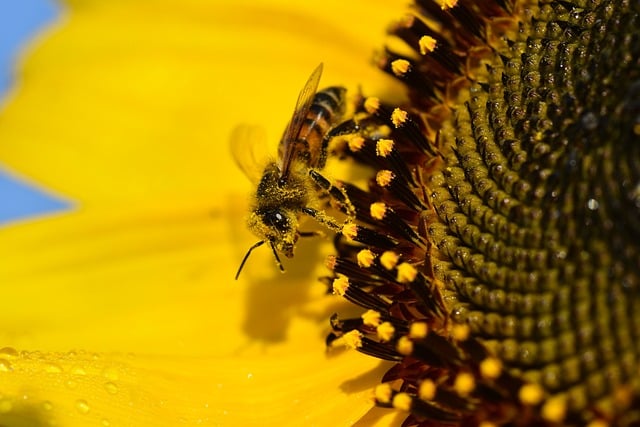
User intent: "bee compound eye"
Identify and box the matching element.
[263,209,290,233]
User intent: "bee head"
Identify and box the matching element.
[248,207,298,257]
[235,207,299,280]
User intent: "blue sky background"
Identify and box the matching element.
[0,0,70,225]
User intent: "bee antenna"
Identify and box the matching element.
[235,240,265,280]
[269,241,286,273]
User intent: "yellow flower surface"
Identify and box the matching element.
[0,0,406,425]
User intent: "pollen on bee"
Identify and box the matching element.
[392,393,413,411]
[376,139,395,157]
[391,59,411,76]
[375,383,393,404]
[397,262,418,283]
[361,309,382,327]
[370,202,388,220]
[380,250,399,270]
[357,249,376,267]
[418,379,436,401]
[518,383,545,406]
[419,35,437,55]
[376,169,395,187]
[364,97,381,114]
[342,222,359,240]
[391,108,408,127]
[541,396,567,423]
[396,336,414,355]
[377,321,395,341]
[332,276,350,296]
[409,322,428,339]
[348,135,366,152]
[454,372,475,396]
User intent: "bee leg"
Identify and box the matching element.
[268,241,286,273]
[308,170,357,218]
[318,119,361,165]
[301,207,341,232]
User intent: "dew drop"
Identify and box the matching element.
[42,401,53,411]
[104,382,118,395]
[0,358,13,372]
[71,366,87,376]
[101,419,110,427]
[0,347,18,359]
[65,379,78,390]
[0,398,12,414]
[587,198,600,210]
[44,363,63,373]
[75,399,90,414]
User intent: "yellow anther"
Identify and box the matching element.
[332,276,349,296]
[397,263,418,283]
[419,35,437,55]
[391,59,410,76]
[375,169,395,187]
[364,97,380,114]
[409,322,428,339]
[357,249,376,268]
[380,251,399,270]
[418,379,436,401]
[376,139,394,157]
[370,202,387,220]
[392,393,412,411]
[391,108,408,127]
[361,310,381,327]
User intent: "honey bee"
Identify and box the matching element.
[232,64,354,279]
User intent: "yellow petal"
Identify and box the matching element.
[0,347,391,426]
[0,197,325,354]
[0,0,405,204]
[0,197,393,425]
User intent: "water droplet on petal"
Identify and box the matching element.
[0,358,13,372]
[101,419,110,427]
[75,399,90,414]
[71,366,87,376]
[44,363,63,373]
[0,347,18,359]
[104,382,118,395]
[42,401,53,411]
[65,379,78,390]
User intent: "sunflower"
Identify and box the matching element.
[1,0,639,426]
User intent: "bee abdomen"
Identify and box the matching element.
[300,86,347,167]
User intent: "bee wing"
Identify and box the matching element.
[229,124,270,184]
[278,63,323,182]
